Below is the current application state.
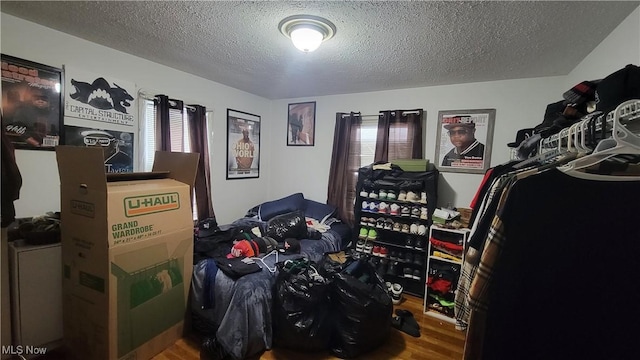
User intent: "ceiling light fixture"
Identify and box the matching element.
[278,15,336,53]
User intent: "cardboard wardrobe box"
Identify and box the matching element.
[56,146,199,360]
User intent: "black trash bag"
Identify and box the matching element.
[325,258,393,359]
[265,210,308,242]
[273,259,332,352]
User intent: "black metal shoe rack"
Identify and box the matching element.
[352,165,439,298]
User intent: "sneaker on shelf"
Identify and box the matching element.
[386,281,393,294]
[420,192,428,204]
[376,259,389,279]
[391,283,403,305]
[384,218,394,230]
[378,202,389,214]
[379,246,389,258]
[379,189,388,200]
[410,206,421,219]
[389,251,399,261]
[389,203,400,216]
[369,202,379,213]
[359,227,368,239]
[359,188,369,197]
[393,222,402,232]
[404,251,414,263]
[372,245,381,257]
[360,217,368,226]
[367,217,376,227]
[369,190,379,199]
[420,207,429,220]
[364,243,374,254]
[400,206,411,217]
[406,191,420,203]
[401,224,410,233]
[362,201,370,212]
[413,253,424,266]
[412,269,422,280]
[414,238,425,250]
[356,240,365,252]
[387,261,400,277]
[398,190,407,202]
[410,223,419,234]
[367,228,378,241]
[418,224,427,235]
[403,268,413,279]
[405,237,414,248]
[386,190,397,200]
[376,218,386,229]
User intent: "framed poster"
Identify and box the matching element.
[287,101,315,146]
[64,66,136,127]
[1,54,64,150]
[435,109,496,174]
[64,125,134,173]
[227,109,260,179]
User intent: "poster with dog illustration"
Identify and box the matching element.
[64,67,137,127]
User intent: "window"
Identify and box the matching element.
[141,98,197,220]
[140,99,192,171]
[359,118,378,166]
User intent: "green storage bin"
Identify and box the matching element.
[391,159,430,172]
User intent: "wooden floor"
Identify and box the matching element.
[153,294,466,360]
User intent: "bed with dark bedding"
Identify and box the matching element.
[190,194,351,360]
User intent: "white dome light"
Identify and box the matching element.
[279,15,336,53]
[290,27,324,52]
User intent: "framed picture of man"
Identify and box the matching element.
[287,101,315,146]
[1,54,64,150]
[435,109,496,174]
[227,109,260,179]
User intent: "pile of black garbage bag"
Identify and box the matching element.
[272,252,393,358]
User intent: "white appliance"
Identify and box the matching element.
[9,240,63,356]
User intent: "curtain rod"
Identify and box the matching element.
[341,110,421,118]
[138,90,214,113]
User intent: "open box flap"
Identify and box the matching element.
[152,151,199,188]
[56,146,107,192]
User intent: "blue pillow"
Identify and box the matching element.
[258,193,306,221]
[304,199,337,221]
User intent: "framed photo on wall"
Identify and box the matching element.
[1,54,64,150]
[434,109,496,174]
[227,108,260,179]
[287,101,315,146]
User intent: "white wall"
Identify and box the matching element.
[270,77,565,208]
[3,7,638,222]
[566,7,640,86]
[270,7,640,209]
[1,14,272,224]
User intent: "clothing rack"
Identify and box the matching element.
[539,99,640,155]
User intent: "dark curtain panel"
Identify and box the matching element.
[188,105,214,220]
[327,112,362,226]
[155,95,184,151]
[374,109,424,162]
[155,95,171,151]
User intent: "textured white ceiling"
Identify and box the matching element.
[2,1,638,99]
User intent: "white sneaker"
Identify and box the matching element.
[360,189,369,197]
[362,201,369,212]
[407,191,419,203]
[398,190,407,201]
[391,283,403,304]
[420,207,428,220]
[390,203,400,216]
[378,202,389,214]
[418,224,427,235]
[410,223,418,234]
[420,192,428,204]
[386,190,397,200]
